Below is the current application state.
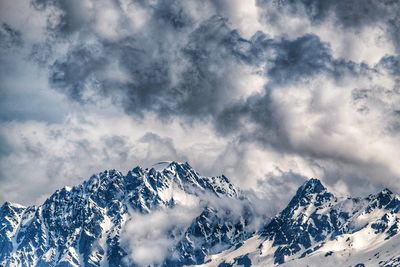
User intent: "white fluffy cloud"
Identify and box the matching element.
[0,0,400,209]
[122,204,201,266]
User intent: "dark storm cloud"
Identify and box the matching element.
[28,0,376,160]
[1,0,400,205]
[11,0,354,141]
[16,0,400,144]
[45,8,350,125]
[29,0,274,119]
[0,23,23,49]
[266,34,333,84]
[214,34,358,144]
[26,0,372,127]
[31,0,92,36]
[378,55,400,76]
[214,90,279,143]
[50,44,109,101]
[47,15,256,118]
[257,0,400,50]
[272,0,397,27]
[31,0,193,35]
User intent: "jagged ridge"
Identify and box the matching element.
[0,162,250,267]
[207,178,400,267]
[2,164,400,267]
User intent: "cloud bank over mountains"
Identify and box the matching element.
[0,0,399,210]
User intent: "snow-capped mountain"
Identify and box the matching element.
[0,162,253,266]
[1,162,399,267]
[206,178,400,267]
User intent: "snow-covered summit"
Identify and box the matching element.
[0,161,247,266]
[206,178,400,267]
[1,170,399,267]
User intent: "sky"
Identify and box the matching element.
[0,0,400,208]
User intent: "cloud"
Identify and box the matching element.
[255,0,397,64]
[379,55,400,76]
[257,0,400,51]
[122,204,201,266]
[43,14,266,120]
[121,186,260,265]
[0,23,22,49]
[266,34,334,84]
[0,108,229,205]
[0,0,400,214]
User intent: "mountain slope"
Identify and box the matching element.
[0,162,252,267]
[205,179,400,267]
[1,163,400,267]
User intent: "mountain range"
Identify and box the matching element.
[1,161,399,266]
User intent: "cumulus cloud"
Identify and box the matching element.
[0,111,183,204]
[0,0,400,212]
[255,0,398,64]
[121,187,261,265]
[122,204,201,266]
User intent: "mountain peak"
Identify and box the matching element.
[296,178,326,196]
[0,201,26,211]
[367,187,395,203]
[0,161,245,266]
[2,165,400,267]
[366,187,400,212]
[378,188,394,196]
[164,160,193,171]
[279,178,334,219]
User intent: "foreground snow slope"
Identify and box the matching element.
[205,179,400,267]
